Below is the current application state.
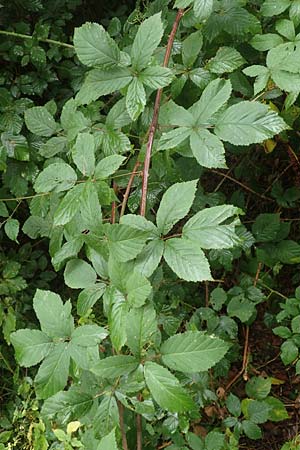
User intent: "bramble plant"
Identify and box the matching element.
[2,0,300,449]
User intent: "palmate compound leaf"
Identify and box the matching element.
[73,22,120,68]
[156,180,198,235]
[131,13,164,71]
[215,101,288,145]
[160,331,229,372]
[41,389,94,425]
[182,205,241,249]
[190,129,227,169]
[92,355,139,379]
[164,238,212,282]
[10,329,53,367]
[144,361,196,413]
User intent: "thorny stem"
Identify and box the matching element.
[117,401,129,450]
[0,29,74,48]
[120,161,141,217]
[140,9,184,216]
[136,394,143,450]
[225,263,262,391]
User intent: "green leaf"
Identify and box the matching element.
[80,181,102,233]
[71,325,108,347]
[33,289,74,338]
[72,133,95,176]
[41,390,94,425]
[245,376,272,400]
[242,420,262,439]
[35,342,70,399]
[134,239,164,277]
[161,331,229,372]
[106,98,132,128]
[189,78,232,125]
[156,180,197,235]
[69,343,99,370]
[64,259,97,289]
[264,396,289,421]
[10,329,52,367]
[164,238,212,282]
[182,30,203,67]
[140,66,174,89]
[207,47,246,74]
[126,78,146,120]
[131,13,164,71]
[183,205,240,249]
[92,355,138,379]
[120,214,159,238]
[73,22,120,68]
[247,400,271,424]
[53,183,85,226]
[40,136,67,158]
[4,218,19,242]
[76,67,132,105]
[144,361,195,412]
[125,271,152,308]
[194,0,213,20]
[281,340,298,365]
[95,155,126,179]
[158,127,191,150]
[107,224,148,262]
[77,283,106,316]
[275,18,295,41]
[52,236,84,269]
[109,296,128,351]
[227,296,255,323]
[215,101,287,145]
[126,304,158,356]
[205,431,225,450]
[34,163,77,193]
[159,100,194,127]
[190,129,226,169]
[97,429,118,450]
[252,213,280,242]
[261,0,291,17]
[25,106,58,137]
[250,34,284,51]
[226,393,241,417]
[60,98,90,141]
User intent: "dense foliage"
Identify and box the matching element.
[1,0,300,449]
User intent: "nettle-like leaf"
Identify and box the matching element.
[72,132,95,176]
[11,289,108,398]
[75,13,172,120]
[92,355,139,379]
